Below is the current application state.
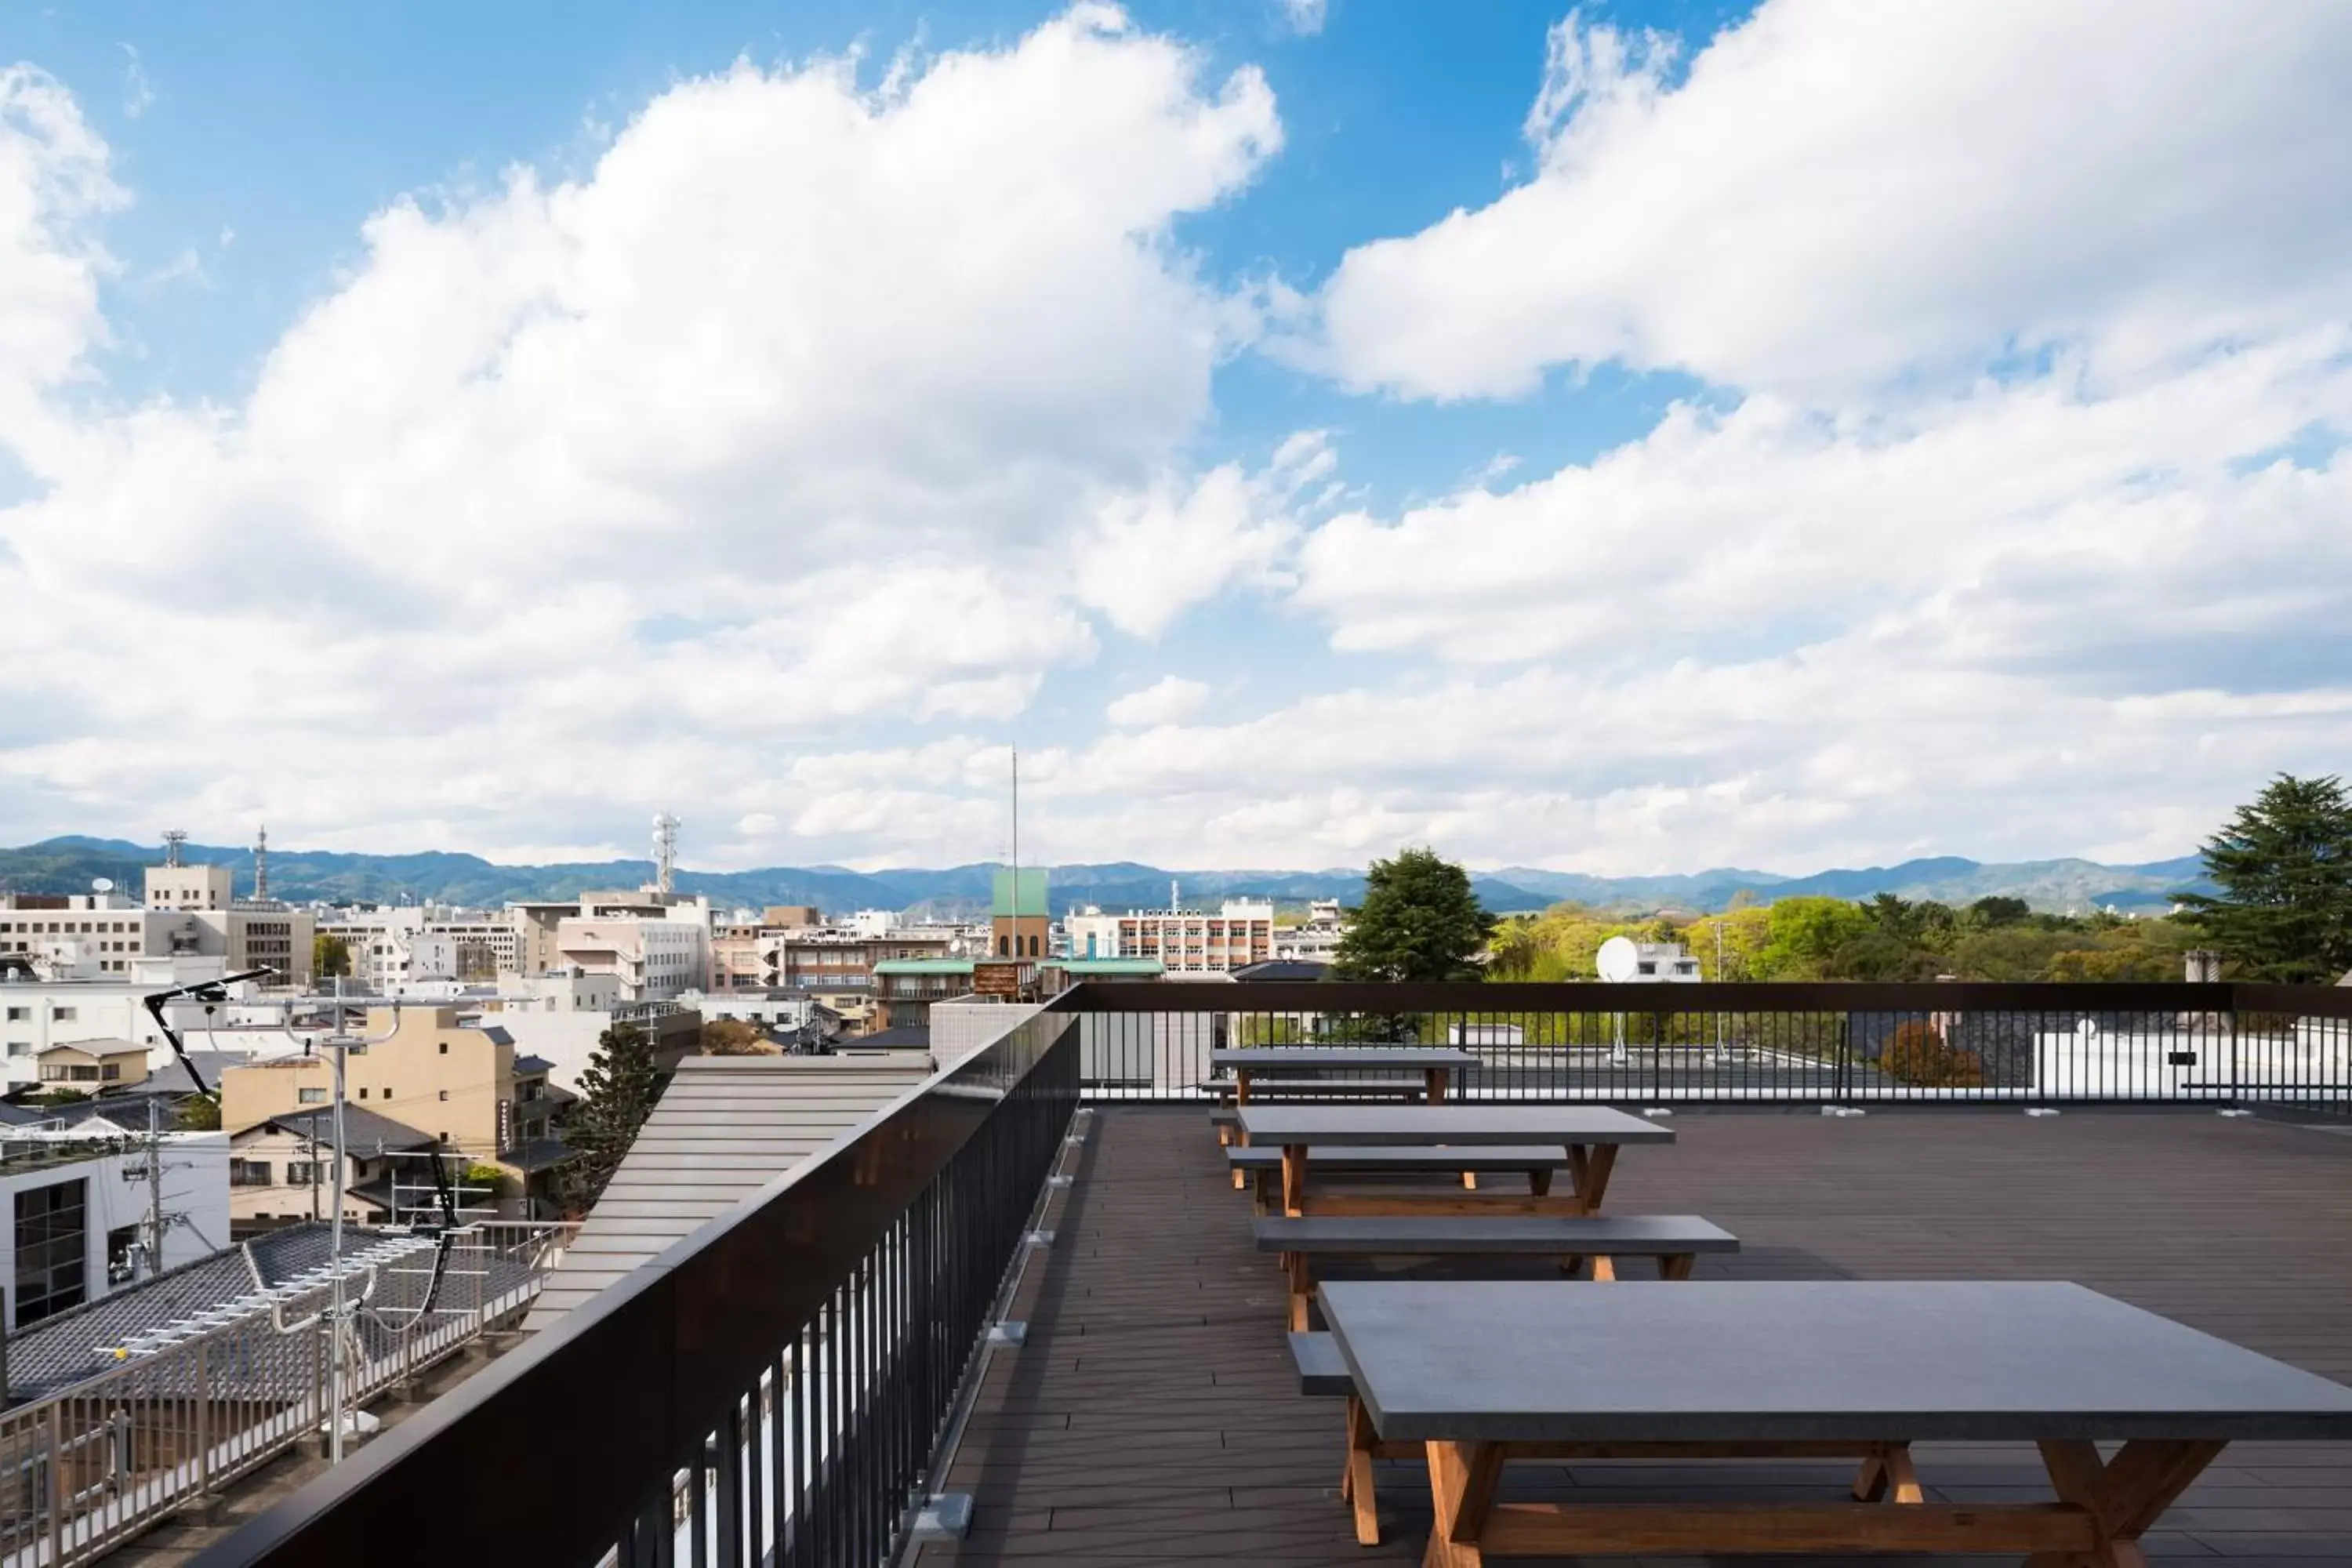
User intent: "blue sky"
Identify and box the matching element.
[2,1,2349,874]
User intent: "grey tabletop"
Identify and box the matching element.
[1210,1047,1480,1069]
[1319,1280,2352,1443]
[1237,1104,1673,1146]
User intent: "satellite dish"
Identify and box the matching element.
[1595,935,1641,983]
[91,877,114,894]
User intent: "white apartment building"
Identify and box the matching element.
[315,905,521,989]
[554,903,711,1000]
[1274,898,1349,962]
[0,957,246,1087]
[1063,897,1276,975]
[0,1130,231,1330]
[848,909,902,938]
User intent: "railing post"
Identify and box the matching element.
[195,1338,211,1503]
[47,1399,64,1566]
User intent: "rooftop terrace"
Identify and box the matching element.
[918,1105,2352,1566]
[191,982,2352,1568]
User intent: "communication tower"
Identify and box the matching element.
[652,811,681,897]
[162,829,188,869]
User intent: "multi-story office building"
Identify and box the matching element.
[1063,895,1275,975]
[0,1131,230,1330]
[315,906,519,988]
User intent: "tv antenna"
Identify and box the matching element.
[1595,935,1639,1064]
[277,980,405,1465]
[162,829,188,869]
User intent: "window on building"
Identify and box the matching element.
[3,1007,24,1022]
[50,1007,74,1022]
[16,1180,88,1326]
[439,1041,448,1054]
[106,1225,140,1287]
[287,1162,314,1185]
[438,1089,450,1102]
[297,1087,326,1105]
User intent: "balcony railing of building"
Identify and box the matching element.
[194,1009,1078,1567]
[0,1220,572,1568]
[1053,979,2352,1118]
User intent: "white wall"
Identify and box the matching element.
[0,1132,230,1331]
[930,1000,1044,1066]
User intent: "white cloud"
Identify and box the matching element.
[1312,0,2352,401]
[0,10,1279,855]
[1276,0,1327,38]
[118,44,153,120]
[1106,675,1210,726]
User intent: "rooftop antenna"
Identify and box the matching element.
[652,811,681,897]
[252,824,270,903]
[276,981,404,1467]
[162,829,187,869]
[1171,878,1180,913]
[1011,747,1019,892]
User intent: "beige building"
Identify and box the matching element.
[35,1039,151,1091]
[219,1007,568,1212]
[227,1105,437,1227]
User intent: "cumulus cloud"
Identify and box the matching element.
[0,9,1279,855]
[1105,675,1210,726]
[1312,0,2352,401]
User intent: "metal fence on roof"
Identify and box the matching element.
[0,1221,573,1568]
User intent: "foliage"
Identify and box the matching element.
[1878,1022,1984,1087]
[313,932,352,979]
[27,1088,89,1105]
[1966,896,2032,927]
[699,1018,777,1055]
[1757,898,1873,980]
[1487,889,2200,986]
[2174,773,2352,983]
[175,1094,223,1131]
[1332,847,1493,983]
[462,1160,514,1198]
[561,1022,668,1211]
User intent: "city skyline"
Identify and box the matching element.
[3,2,2348,875]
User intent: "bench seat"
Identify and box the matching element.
[1203,1076,1436,1097]
[1228,1144,1568,1172]
[1287,1330,1354,1396]
[1255,1214,1737,1330]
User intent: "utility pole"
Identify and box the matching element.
[145,1097,165,1279]
[278,976,401,1465]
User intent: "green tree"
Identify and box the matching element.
[1966,895,2033,927]
[1332,847,1494,982]
[175,1094,223,1131]
[314,933,352,979]
[2175,774,2352,982]
[562,1022,667,1210]
[1755,898,1872,979]
[699,1018,775,1055]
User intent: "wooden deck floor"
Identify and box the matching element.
[913,1105,2352,1567]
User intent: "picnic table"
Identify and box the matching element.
[1319,1279,2352,1564]
[1207,1047,1479,1105]
[1236,1105,1672,1218]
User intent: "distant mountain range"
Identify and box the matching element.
[0,837,2216,917]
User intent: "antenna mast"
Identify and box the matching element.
[253,824,269,903]
[162,829,187,869]
[652,812,681,898]
[1011,747,1019,890]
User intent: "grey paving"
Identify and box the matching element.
[914,1105,2352,1567]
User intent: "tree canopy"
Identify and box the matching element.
[1332,847,1493,982]
[562,1021,667,1210]
[2175,773,2352,982]
[313,932,351,979]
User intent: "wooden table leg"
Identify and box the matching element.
[1428,1067,1448,1103]
[1565,1143,1618,1214]
[1527,1167,1552,1197]
[1656,1254,1694,1281]
[1344,1395,1381,1545]
[2034,1436,2227,1568]
[1285,1251,1312,1331]
[1425,1439,1503,1567]
[1236,1067,1253,1105]
[1282,1142,1308,1217]
[1852,1443,1923,1504]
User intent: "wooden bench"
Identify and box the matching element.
[1254,1214,1738,1330]
[1227,1143,1569,1204]
[1204,1076,1436,1102]
[1284,1330,1911,1548]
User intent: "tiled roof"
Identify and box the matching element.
[253,1104,435,1152]
[2,1222,535,1403]
[512,1053,556,1076]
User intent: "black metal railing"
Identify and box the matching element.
[194,1008,1078,1566]
[1053,980,2352,1116]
